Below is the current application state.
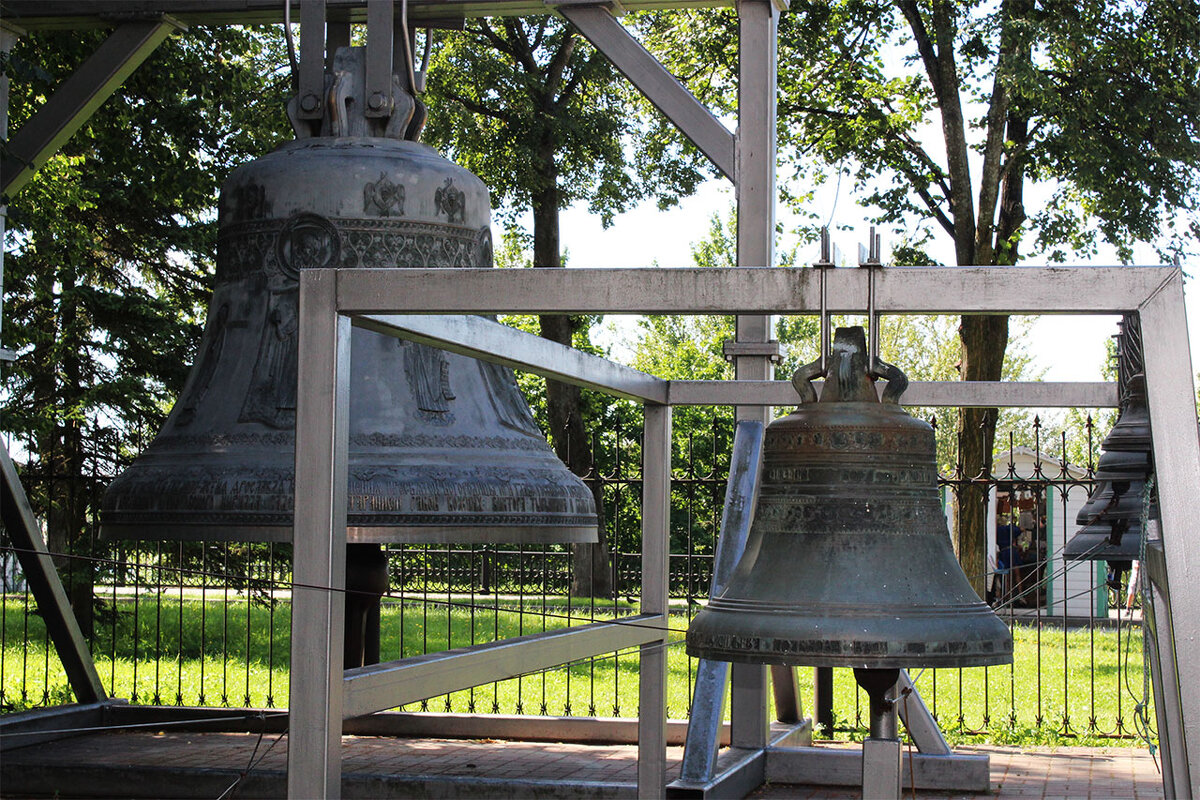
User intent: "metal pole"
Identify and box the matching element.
[288,269,351,798]
[1137,270,1199,796]
[676,420,764,785]
[638,403,672,798]
[731,0,783,751]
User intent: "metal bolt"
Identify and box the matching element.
[368,91,388,110]
[299,93,321,113]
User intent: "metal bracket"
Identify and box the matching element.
[295,0,326,120]
[721,340,782,363]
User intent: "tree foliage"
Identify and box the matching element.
[423,17,713,595]
[639,0,1199,594]
[2,26,291,630]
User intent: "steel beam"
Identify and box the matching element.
[354,312,1116,408]
[332,266,1176,316]
[0,447,106,705]
[1144,541,1189,799]
[1138,270,1199,797]
[343,615,668,718]
[673,421,765,790]
[730,0,782,751]
[289,270,352,799]
[554,4,735,180]
[0,17,183,200]
[639,404,672,798]
[296,0,327,121]
[765,746,991,792]
[356,312,668,403]
[895,671,951,756]
[1,0,741,30]
[666,380,1118,408]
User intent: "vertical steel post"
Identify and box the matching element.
[296,0,327,121]
[731,0,782,750]
[638,403,672,797]
[288,269,351,798]
[1137,270,1199,796]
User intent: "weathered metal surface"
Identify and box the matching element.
[686,327,1013,669]
[1065,372,1155,562]
[332,264,1180,316]
[100,46,595,544]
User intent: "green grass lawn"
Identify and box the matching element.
[1,594,1153,747]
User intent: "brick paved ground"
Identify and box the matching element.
[1,731,1165,799]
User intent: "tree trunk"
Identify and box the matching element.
[43,274,95,635]
[530,155,614,599]
[954,106,1029,599]
[955,316,1008,599]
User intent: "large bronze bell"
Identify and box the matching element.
[686,327,1012,669]
[100,46,597,546]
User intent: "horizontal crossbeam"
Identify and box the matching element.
[333,266,1177,316]
[1,0,741,30]
[342,614,669,718]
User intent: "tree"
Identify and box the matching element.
[2,27,290,632]
[640,1,1200,594]
[423,16,710,595]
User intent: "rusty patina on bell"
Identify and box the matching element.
[686,327,1012,669]
[100,47,596,545]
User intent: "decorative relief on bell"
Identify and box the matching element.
[479,360,543,437]
[404,342,456,421]
[435,177,466,223]
[277,212,341,275]
[240,286,300,428]
[363,172,405,216]
[176,303,230,428]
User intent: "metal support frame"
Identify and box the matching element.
[553,3,735,180]
[0,446,106,705]
[2,2,1194,795]
[731,0,792,754]
[303,263,1197,798]
[290,269,679,798]
[672,420,768,792]
[0,15,183,200]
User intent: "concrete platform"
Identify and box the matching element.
[0,729,1164,799]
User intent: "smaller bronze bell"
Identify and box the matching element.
[1064,375,1155,562]
[686,327,1012,670]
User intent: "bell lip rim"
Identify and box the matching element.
[98,522,599,544]
[682,650,1015,670]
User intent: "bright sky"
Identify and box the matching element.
[557,179,1200,387]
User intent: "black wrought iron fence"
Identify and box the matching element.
[2,412,1153,743]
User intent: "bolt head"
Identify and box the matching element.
[299,93,320,113]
